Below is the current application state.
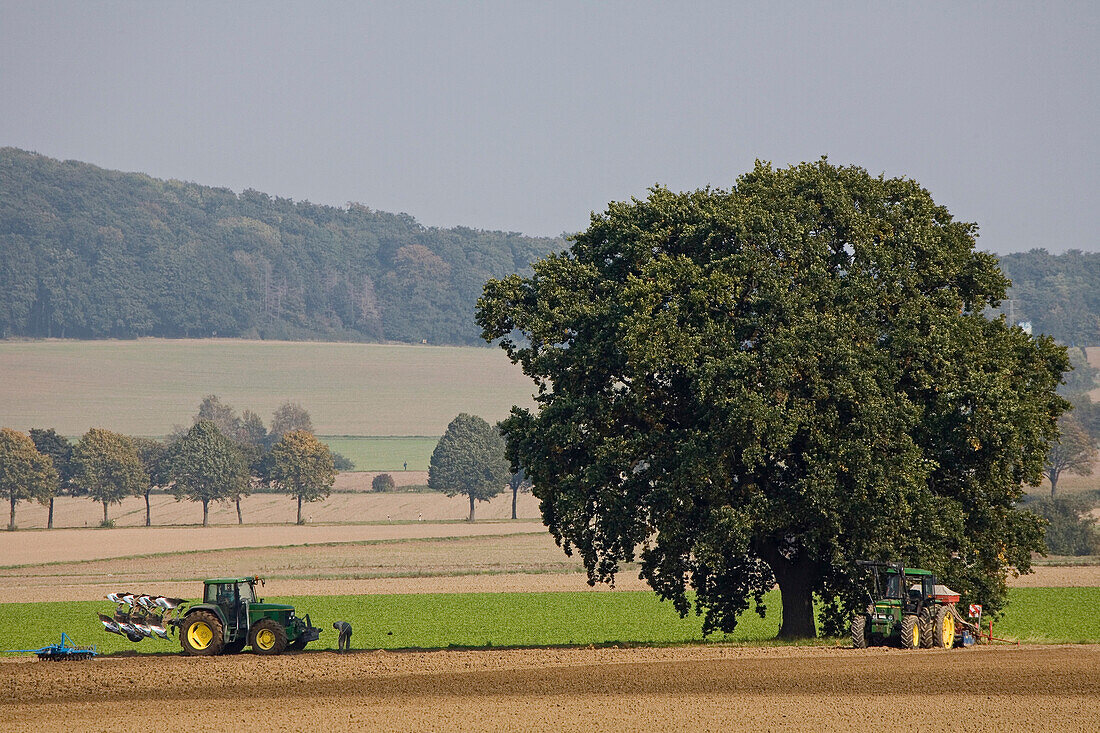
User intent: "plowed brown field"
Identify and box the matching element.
[3,644,1098,731]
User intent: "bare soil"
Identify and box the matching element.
[9,488,539,530]
[2,644,1097,731]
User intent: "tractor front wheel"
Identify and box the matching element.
[181,611,224,656]
[900,614,920,649]
[918,608,935,649]
[851,614,868,648]
[933,605,956,649]
[249,619,288,655]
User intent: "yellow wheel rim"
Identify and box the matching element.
[942,613,955,648]
[256,628,276,650]
[911,622,920,648]
[187,621,213,649]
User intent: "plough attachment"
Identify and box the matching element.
[98,593,188,642]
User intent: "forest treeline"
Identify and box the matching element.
[1,147,1098,345]
[0,148,564,345]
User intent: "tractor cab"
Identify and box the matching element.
[204,578,259,634]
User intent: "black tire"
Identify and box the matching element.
[181,611,224,656]
[851,614,868,648]
[918,607,935,649]
[125,630,145,643]
[223,637,247,654]
[900,614,920,649]
[249,618,288,655]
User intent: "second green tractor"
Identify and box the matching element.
[851,561,962,650]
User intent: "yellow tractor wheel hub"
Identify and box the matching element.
[256,628,276,650]
[187,621,213,649]
[911,623,920,648]
[942,613,955,648]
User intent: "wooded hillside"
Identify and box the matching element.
[2,147,1097,346]
[0,148,563,344]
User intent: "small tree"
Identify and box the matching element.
[1,428,58,530]
[372,473,396,492]
[270,402,314,441]
[72,428,146,526]
[428,413,510,522]
[1029,495,1100,555]
[269,430,336,524]
[508,468,533,520]
[168,421,249,527]
[1044,415,1097,497]
[131,436,169,527]
[29,428,72,529]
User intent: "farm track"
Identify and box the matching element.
[2,644,1098,731]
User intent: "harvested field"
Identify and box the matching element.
[0,338,536,436]
[0,519,544,567]
[3,644,1098,731]
[7,488,538,530]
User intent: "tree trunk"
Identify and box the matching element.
[9,496,15,530]
[297,495,303,524]
[102,501,109,525]
[1050,470,1060,498]
[145,492,151,527]
[202,499,209,527]
[236,497,243,525]
[468,494,475,522]
[48,496,54,529]
[757,541,818,639]
[511,486,518,520]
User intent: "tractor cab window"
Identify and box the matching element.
[922,576,935,598]
[237,582,256,604]
[205,583,237,607]
[884,574,902,599]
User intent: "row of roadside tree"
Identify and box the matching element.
[0,396,337,529]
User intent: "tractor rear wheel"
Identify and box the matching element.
[851,614,868,648]
[900,614,920,649]
[181,611,224,656]
[249,619,288,655]
[918,608,935,649]
[933,605,956,648]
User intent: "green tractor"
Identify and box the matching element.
[851,561,961,650]
[171,576,321,656]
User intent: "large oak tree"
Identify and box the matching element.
[1,428,58,530]
[477,159,1068,639]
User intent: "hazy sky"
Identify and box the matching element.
[2,1,1096,253]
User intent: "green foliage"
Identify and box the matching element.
[1027,494,1100,555]
[167,421,249,526]
[270,401,313,441]
[332,452,355,471]
[479,159,1069,639]
[269,430,337,523]
[428,413,510,520]
[0,427,58,529]
[0,147,563,344]
[997,249,1100,346]
[28,428,73,486]
[71,428,145,524]
[372,473,397,492]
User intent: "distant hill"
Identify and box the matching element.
[2,148,1098,346]
[0,148,564,344]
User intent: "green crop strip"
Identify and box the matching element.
[1,588,1096,657]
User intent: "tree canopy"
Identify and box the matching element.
[0,428,58,530]
[268,430,337,524]
[168,421,249,527]
[427,413,510,521]
[1042,415,1096,497]
[71,428,146,525]
[478,159,1069,638]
